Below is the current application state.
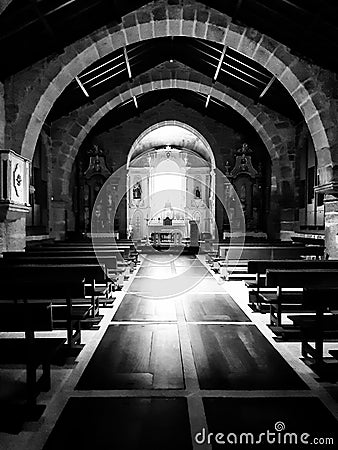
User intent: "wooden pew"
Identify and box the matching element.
[246,260,338,311]
[28,241,139,263]
[264,269,338,330]
[289,288,338,366]
[1,254,125,291]
[0,302,66,407]
[0,264,106,322]
[291,236,325,246]
[18,247,135,271]
[212,245,324,278]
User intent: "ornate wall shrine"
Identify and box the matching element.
[223,143,269,237]
[74,145,120,236]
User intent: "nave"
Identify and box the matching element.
[5,253,338,450]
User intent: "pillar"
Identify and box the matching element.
[49,199,70,241]
[323,194,338,259]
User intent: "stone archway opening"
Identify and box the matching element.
[127,122,217,244]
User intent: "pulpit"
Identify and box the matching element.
[0,150,30,252]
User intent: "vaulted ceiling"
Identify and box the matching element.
[1,0,337,134]
[1,0,337,78]
[47,36,300,123]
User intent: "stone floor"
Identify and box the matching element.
[1,253,338,449]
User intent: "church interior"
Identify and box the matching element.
[1,1,338,448]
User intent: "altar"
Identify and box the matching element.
[148,217,186,245]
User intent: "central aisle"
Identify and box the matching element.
[42,253,338,450]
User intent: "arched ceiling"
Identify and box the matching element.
[0,0,337,79]
[47,37,301,123]
[129,124,214,163]
[82,89,273,149]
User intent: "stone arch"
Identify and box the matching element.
[127,120,217,169]
[51,79,283,200]
[0,0,13,15]
[7,1,334,176]
[126,120,217,238]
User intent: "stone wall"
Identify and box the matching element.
[0,81,4,148]
[69,99,277,239]
[3,0,336,184]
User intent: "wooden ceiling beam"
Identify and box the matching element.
[75,76,90,98]
[258,75,275,100]
[29,0,57,41]
[214,45,227,82]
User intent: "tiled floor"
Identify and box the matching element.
[1,253,338,449]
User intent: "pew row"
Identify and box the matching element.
[0,302,66,407]
[2,251,127,290]
[246,260,338,311]
[0,265,109,333]
[288,288,338,367]
[208,245,325,276]
[263,269,338,331]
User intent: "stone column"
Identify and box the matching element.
[0,82,5,149]
[0,150,30,253]
[266,166,280,241]
[278,156,298,241]
[323,194,338,259]
[49,198,70,241]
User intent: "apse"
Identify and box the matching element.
[149,158,186,221]
[127,122,216,242]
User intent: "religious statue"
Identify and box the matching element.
[195,186,201,199]
[133,182,142,199]
[127,224,133,239]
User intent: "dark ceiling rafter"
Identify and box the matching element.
[28,0,56,42]
[0,0,76,42]
[75,76,90,99]
[259,75,275,100]
[0,0,338,78]
[232,0,244,22]
[47,36,301,124]
[205,43,226,109]
[123,46,139,109]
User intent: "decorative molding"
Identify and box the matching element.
[84,144,110,179]
[229,143,258,179]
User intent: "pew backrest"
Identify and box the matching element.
[1,255,118,271]
[265,269,338,288]
[0,302,53,331]
[248,259,338,274]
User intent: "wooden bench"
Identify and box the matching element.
[211,245,325,278]
[0,302,66,407]
[17,247,136,273]
[246,260,338,311]
[27,242,139,263]
[291,236,325,246]
[0,264,106,323]
[2,253,119,294]
[264,269,338,330]
[289,288,338,366]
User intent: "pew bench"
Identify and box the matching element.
[0,266,104,344]
[291,236,325,247]
[246,260,338,312]
[0,259,115,310]
[288,288,338,366]
[0,302,65,407]
[264,269,338,333]
[210,245,325,279]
